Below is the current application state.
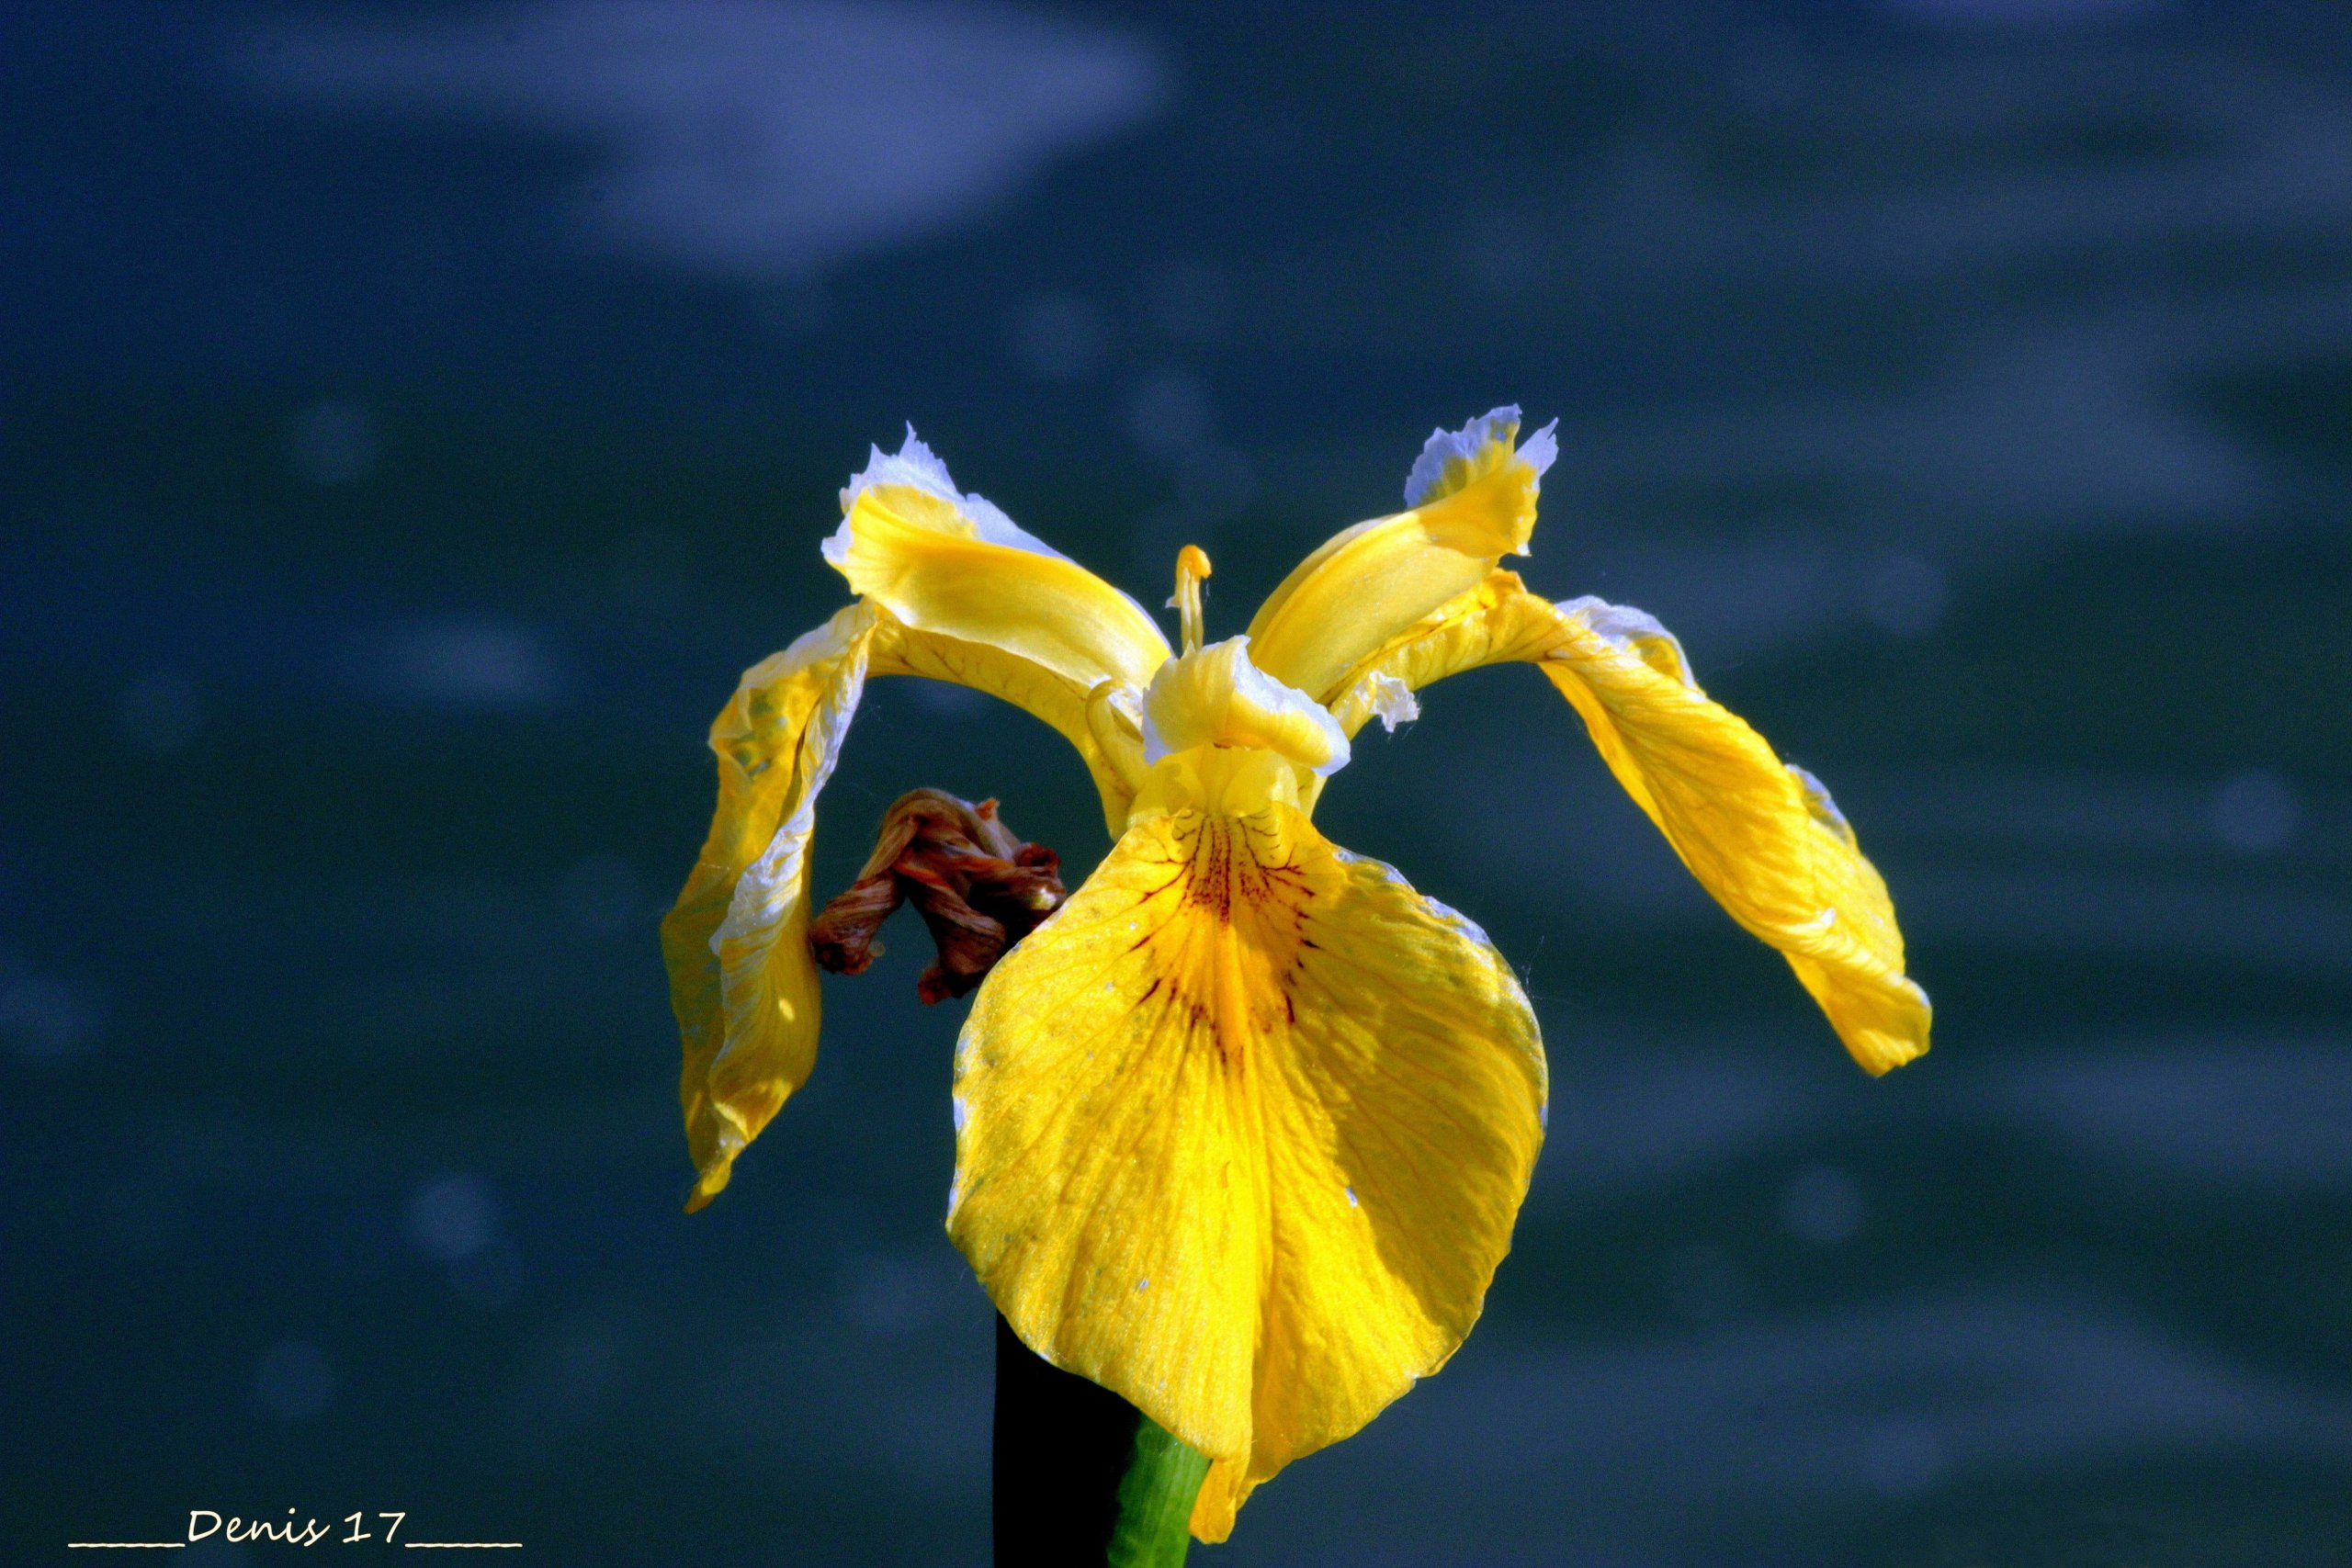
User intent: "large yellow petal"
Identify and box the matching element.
[825,429,1171,692]
[1325,573,1930,1075]
[1244,406,1556,700]
[947,758,1546,1540]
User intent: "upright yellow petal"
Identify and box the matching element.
[825,429,1171,692]
[947,751,1546,1540]
[1325,574,1930,1075]
[1245,407,1556,700]
[663,604,877,1212]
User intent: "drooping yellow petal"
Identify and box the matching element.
[1245,406,1556,700]
[665,595,1160,1211]
[1325,573,1930,1075]
[663,604,877,1213]
[947,749,1546,1540]
[1189,1457,1250,1543]
[825,429,1171,692]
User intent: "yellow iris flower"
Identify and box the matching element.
[662,407,1931,1540]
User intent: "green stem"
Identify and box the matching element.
[993,1314,1211,1566]
[1107,1417,1212,1566]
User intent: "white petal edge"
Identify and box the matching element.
[823,424,1166,636]
[1364,671,1421,732]
[825,423,1074,569]
[1402,404,1560,508]
[1787,763,1858,848]
[1552,595,1699,690]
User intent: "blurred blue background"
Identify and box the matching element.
[4,2,2349,1563]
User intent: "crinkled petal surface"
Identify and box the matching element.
[1327,573,1930,1074]
[662,603,876,1212]
[1244,405,1556,699]
[947,778,1546,1540]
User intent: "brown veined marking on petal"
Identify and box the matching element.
[1184,816,1235,921]
[1006,806,1290,1361]
[1162,808,1317,1074]
[1170,817,1243,1074]
[964,804,1311,1270]
[1020,828,1263,1365]
[975,829,1199,1180]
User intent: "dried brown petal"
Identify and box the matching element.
[807,789,1067,1005]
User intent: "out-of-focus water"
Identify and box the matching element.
[4,4,2348,1563]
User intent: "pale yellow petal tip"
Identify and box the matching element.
[1846,987,1933,1077]
[1851,1034,1928,1077]
[818,430,1172,691]
[1187,1457,1249,1543]
[683,1163,731,1214]
[828,425,1065,566]
[1402,404,1559,512]
[683,1093,759,1212]
[683,1122,742,1212]
[1398,407,1558,566]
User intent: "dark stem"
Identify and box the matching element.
[993,1315,1209,1566]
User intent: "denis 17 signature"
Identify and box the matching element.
[69,1510,520,1550]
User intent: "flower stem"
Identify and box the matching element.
[993,1314,1209,1566]
[1106,1416,1211,1566]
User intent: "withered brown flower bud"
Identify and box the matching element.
[808,789,1066,1005]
